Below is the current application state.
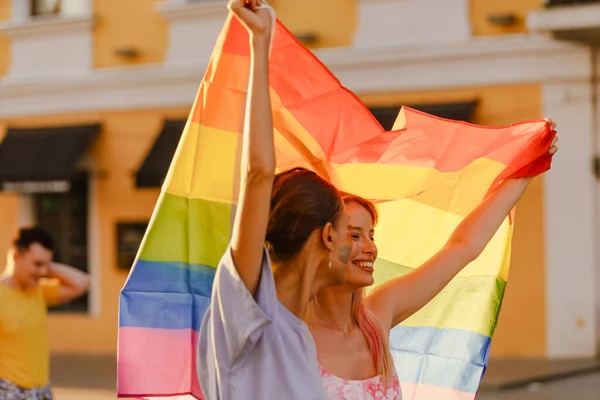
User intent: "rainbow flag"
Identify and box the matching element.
[117,13,554,400]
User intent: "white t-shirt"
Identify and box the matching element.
[197,247,327,400]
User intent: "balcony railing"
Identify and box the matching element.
[528,0,600,45]
[546,0,600,6]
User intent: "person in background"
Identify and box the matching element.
[0,227,91,400]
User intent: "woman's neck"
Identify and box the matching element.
[274,268,312,318]
[309,285,357,335]
[273,247,325,319]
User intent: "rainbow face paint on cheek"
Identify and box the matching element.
[338,244,352,264]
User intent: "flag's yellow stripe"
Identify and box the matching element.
[371,258,506,337]
[164,123,240,202]
[163,121,512,219]
[139,192,232,267]
[372,197,512,282]
[138,196,508,335]
[401,272,505,337]
[331,158,507,217]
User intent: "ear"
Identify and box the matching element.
[10,248,19,262]
[320,222,335,252]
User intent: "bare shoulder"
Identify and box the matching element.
[363,294,393,333]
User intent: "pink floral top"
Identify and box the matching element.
[319,365,402,400]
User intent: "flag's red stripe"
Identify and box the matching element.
[215,18,552,176]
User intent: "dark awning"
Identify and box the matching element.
[369,100,478,131]
[0,124,100,192]
[136,120,186,188]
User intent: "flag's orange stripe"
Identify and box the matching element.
[269,31,553,170]
[221,14,250,57]
[192,54,544,184]
[191,52,248,133]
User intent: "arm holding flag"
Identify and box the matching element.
[227,0,275,297]
[367,122,559,329]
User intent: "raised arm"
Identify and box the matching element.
[48,262,91,304]
[367,125,558,328]
[228,0,275,297]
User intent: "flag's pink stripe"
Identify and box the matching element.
[400,382,476,400]
[117,327,202,399]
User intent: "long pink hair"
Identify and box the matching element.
[306,193,394,382]
[343,194,394,382]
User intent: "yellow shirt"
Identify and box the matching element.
[0,279,59,389]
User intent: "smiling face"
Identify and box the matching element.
[344,201,378,288]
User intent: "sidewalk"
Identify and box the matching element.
[53,387,116,400]
[479,357,600,392]
[50,354,600,398]
[51,355,117,399]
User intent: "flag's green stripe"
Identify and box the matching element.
[139,192,232,268]
[372,258,506,338]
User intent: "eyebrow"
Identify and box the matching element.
[349,225,374,233]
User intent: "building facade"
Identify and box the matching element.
[0,0,597,360]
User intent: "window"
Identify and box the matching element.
[33,172,90,313]
[369,101,477,131]
[29,0,89,18]
[31,0,61,17]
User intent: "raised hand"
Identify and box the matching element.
[545,119,558,155]
[228,0,274,41]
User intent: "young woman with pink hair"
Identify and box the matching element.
[306,130,558,399]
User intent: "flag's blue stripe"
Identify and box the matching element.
[124,259,216,295]
[119,260,491,392]
[119,290,210,331]
[391,325,491,393]
[119,259,216,331]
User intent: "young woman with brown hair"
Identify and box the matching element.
[197,2,351,399]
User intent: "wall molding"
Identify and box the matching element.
[528,3,600,32]
[0,33,591,118]
[155,0,228,65]
[155,0,227,21]
[354,0,471,49]
[0,16,94,38]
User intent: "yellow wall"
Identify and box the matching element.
[0,107,189,353]
[0,1,10,78]
[93,0,167,68]
[272,0,356,48]
[359,84,547,357]
[0,123,19,274]
[471,0,542,36]
[0,192,18,275]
